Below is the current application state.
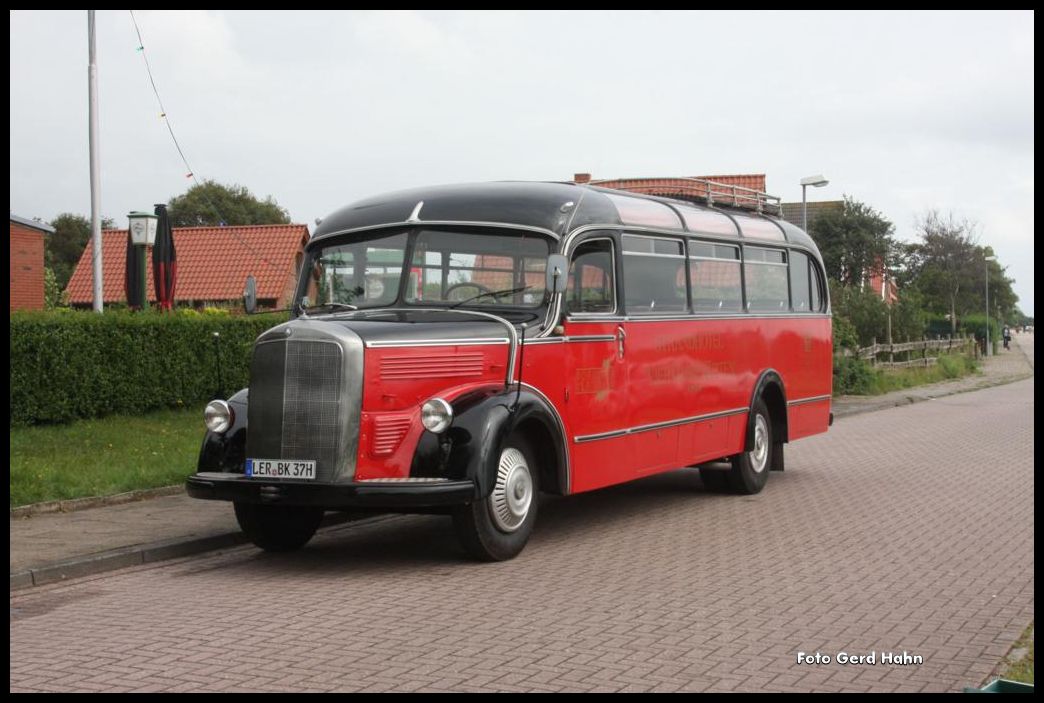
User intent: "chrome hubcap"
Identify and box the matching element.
[489,447,533,533]
[750,415,769,473]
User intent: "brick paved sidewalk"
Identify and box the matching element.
[9,376,1035,692]
[9,335,1034,585]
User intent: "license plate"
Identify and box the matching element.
[246,459,316,480]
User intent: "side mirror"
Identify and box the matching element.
[546,254,568,295]
[243,275,257,314]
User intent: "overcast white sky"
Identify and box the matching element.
[9,10,1035,314]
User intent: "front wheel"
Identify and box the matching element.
[725,399,774,495]
[234,502,324,552]
[453,437,539,561]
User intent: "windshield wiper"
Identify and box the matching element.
[449,286,531,309]
[302,302,358,315]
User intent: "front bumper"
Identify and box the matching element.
[186,472,477,508]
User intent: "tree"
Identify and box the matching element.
[830,281,889,347]
[43,267,68,309]
[46,213,115,289]
[906,211,977,334]
[809,196,895,288]
[980,252,1018,324]
[167,180,291,227]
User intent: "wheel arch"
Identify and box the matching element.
[747,369,789,451]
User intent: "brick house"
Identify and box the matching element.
[64,224,310,309]
[10,214,54,312]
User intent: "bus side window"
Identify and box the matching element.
[621,235,687,314]
[690,242,742,312]
[566,239,615,314]
[744,247,789,312]
[810,259,824,312]
[789,251,811,312]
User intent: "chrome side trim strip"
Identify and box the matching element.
[566,335,615,342]
[574,407,748,443]
[574,429,628,443]
[564,314,831,323]
[520,335,615,345]
[787,394,832,407]
[357,477,451,484]
[365,337,509,348]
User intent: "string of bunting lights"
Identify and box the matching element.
[128,10,297,281]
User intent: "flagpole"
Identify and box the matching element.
[88,10,103,313]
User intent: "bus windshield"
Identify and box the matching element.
[301,229,550,310]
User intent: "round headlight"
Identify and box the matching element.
[421,397,453,434]
[204,400,234,434]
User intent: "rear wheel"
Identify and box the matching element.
[233,502,324,552]
[726,398,774,495]
[453,436,539,561]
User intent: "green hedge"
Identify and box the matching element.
[10,310,288,426]
[961,314,1001,356]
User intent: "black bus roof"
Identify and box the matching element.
[310,181,820,253]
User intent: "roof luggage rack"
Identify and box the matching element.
[587,177,782,216]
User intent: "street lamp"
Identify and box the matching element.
[800,175,829,232]
[985,255,997,356]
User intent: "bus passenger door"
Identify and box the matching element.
[618,233,693,474]
[560,236,632,493]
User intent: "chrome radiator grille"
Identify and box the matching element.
[246,337,348,482]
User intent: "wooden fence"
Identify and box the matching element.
[836,334,979,369]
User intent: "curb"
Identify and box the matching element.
[11,485,185,518]
[9,511,368,592]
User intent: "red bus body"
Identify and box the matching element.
[189,180,833,559]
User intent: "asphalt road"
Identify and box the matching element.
[9,373,1034,692]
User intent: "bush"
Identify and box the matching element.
[833,356,875,395]
[832,314,860,353]
[936,353,973,379]
[10,309,288,426]
[961,314,1000,356]
[924,314,953,339]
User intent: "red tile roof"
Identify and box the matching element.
[65,224,309,305]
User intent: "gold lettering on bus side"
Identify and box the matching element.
[803,335,813,353]
[654,333,723,355]
[648,365,685,384]
[711,361,734,375]
[575,365,611,395]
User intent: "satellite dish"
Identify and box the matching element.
[243,275,257,314]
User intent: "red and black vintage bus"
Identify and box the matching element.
[187,179,833,560]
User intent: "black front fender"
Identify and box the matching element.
[197,388,249,473]
[411,387,569,499]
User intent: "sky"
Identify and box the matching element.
[9,10,1035,315]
